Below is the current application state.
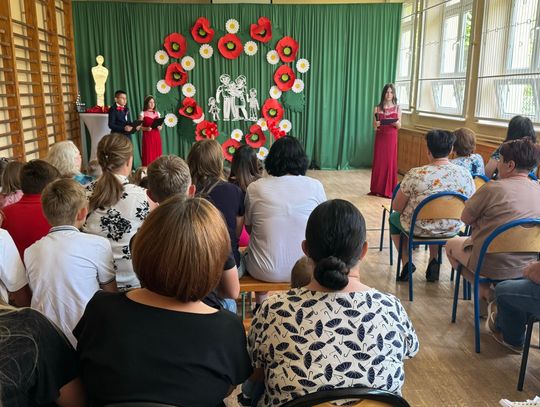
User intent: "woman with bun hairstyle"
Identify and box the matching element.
[247,199,419,407]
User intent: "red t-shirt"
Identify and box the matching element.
[2,194,51,258]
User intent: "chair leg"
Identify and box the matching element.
[437,245,443,264]
[408,240,414,301]
[452,267,461,323]
[518,317,536,390]
[389,231,394,266]
[474,281,481,353]
[467,281,472,300]
[463,276,468,300]
[241,292,247,320]
[450,267,455,282]
[396,234,403,281]
[379,210,386,252]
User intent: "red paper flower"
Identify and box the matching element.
[262,98,284,122]
[270,126,286,141]
[195,120,219,141]
[165,63,188,87]
[191,17,214,44]
[250,17,272,43]
[222,139,241,162]
[273,65,296,92]
[218,34,243,60]
[164,33,187,59]
[276,36,299,63]
[246,124,267,148]
[178,97,203,120]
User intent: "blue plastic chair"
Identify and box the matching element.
[280,387,410,407]
[451,218,540,353]
[396,191,469,301]
[379,183,401,266]
[528,172,538,181]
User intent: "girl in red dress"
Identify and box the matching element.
[139,96,163,166]
[370,83,401,198]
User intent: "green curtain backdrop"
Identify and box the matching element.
[72,2,400,169]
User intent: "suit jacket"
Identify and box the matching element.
[108,104,131,136]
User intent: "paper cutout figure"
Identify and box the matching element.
[214,74,258,122]
[247,88,260,121]
[208,97,220,121]
[234,75,250,121]
[91,55,108,107]
[216,74,239,121]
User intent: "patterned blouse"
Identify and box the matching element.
[247,288,419,407]
[83,174,149,289]
[400,163,475,237]
[451,154,485,176]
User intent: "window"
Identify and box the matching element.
[417,0,472,116]
[476,0,540,122]
[395,1,416,111]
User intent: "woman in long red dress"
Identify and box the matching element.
[370,83,401,198]
[139,95,163,166]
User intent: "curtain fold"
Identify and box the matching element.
[73,2,401,169]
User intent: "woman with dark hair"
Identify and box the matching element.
[244,136,326,283]
[247,199,419,407]
[138,95,163,166]
[484,115,537,179]
[447,138,540,302]
[370,83,401,198]
[75,197,252,406]
[390,130,474,282]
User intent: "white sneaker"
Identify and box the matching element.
[500,396,540,406]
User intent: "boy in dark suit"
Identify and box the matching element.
[108,90,140,139]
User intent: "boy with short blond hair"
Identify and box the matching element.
[25,178,116,346]
[146,155,194,203]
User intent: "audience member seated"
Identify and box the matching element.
[74,196,252,406]
[484,115,537,179]
[290,256,312,288]
[246,199,419,406]
[46,140,93,185]
[390,130,474,282]
[146,154,238,310]
[0,157,8,189]
[83,133,153,291]
[486,261,540,353]
[25,178,117,346]
[0,160,23,209]
[87,159,102,179]
[0,229,31,307]
[244,136,326,284]
[1,159,59,257]
[128,165,148,187]
[229,145,264,247]
[451,127,485,176]
[446,138,540,302]
[0,304,85,407]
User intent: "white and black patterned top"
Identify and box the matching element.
[247,288,419,407]
[83,174,149,289]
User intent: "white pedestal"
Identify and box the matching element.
[79,113,110,163]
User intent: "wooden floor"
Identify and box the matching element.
[227,169,540,406]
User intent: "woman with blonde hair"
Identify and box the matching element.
[187,140,243,310]
[46,140,93,185]
[0,302,85,406]
[75,196,252,406]
[0,160,23,209]
[83,133,153,290]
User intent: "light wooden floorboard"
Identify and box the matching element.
[227,169,540,406]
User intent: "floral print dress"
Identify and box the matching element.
[248,288,419,407]
[83,174,149,289]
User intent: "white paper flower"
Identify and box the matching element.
[156,80,171,94]
[269,86,282,99]
[296,58,310,73]
[292,79,304,93]
[256,118,268,131]
[154,50,169,65]
[226,19,240,34]
[257,147,269,161]
[231,129,243,141]
[181,56,195,71]
[182,83,196,97]
[279,119,292,133]
[193,113,205,124]
[266,50,279,65]
[164,113,178,128]
[244,41,258,56]
[199,44,214,59]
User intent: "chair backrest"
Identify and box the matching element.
[472,174,489,190]
[528,172,538,181]
[391,183,401,200]
[475,218,540,279]
[279,388,410,407]
[410,192,468,228]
